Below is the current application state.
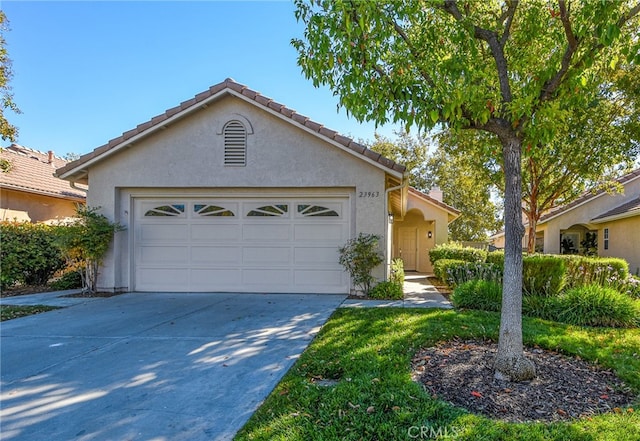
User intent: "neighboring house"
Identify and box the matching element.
[0,144,86,223]
[491,168,640,274]
[56,78,459,294]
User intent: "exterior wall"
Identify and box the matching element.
[597,216,640,275]
[85,95,389,292]
[0,188,81,223]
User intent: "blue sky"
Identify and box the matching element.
[2,1,399,158]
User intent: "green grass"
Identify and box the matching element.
[235,308,640,441]
[0,304,59,321]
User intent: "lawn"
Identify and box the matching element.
[0,305,59,321]
[235,308,639,441]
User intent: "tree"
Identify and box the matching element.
[55,206,125,294]
[365,131,431,190]
[367,131,501,241]
[293,0,640,381]
[0,11,20,142]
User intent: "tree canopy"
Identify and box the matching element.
[0,11,19,143]
[293,0,640,381]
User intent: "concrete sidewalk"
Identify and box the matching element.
[0,289,101,307]
[340,273,452,309]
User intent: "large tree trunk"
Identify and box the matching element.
[494,136,536,381]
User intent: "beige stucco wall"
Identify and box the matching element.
[391,196,450,273]
[85,95,392,292]
[597,216,640,275]
[0,188,81,223]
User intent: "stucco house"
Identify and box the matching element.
[491,168,640,274]
[1,144,86,223]
[55,78,459,294]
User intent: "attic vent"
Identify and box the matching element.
[223,121,247,166]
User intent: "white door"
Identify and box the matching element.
[133,197,350,293]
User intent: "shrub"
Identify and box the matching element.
[369,281,404,300]
[0,221,66,289]
[428,242,487,265]
[338,233,383,295]
[562,256,629,290]
[522,255,565,296]
[554,285,640,328]
[621,275,640,299]
[389,258,404,285]
[451,280,502,312]
[433,259,466,284]
[485,250,504,266]
[55,206,125,293]
[522,295,557,321]
[439,261,503,288]
[49,270,83,290]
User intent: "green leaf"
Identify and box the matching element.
[429,110,439,124]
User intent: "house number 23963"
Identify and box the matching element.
[359,191,380,198]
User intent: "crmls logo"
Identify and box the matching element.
[407,423,461,439]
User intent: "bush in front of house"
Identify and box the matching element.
[389,258,404,286]
[433,258,466,285]
[552,285,640,328]
[338,233,383,296]
[0,221,66,289]
[451,280,502,312]
[435,259,502,288]
[49,270,83,290]
[522,255,566,296]
[561,255,629,290]
[622,275,640,299]
[485,250,504,266]
[369,281,404,300]
[428,242,487,265]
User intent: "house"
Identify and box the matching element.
[491,168,640,274]
[0,144,86,223]
[56,78,459,294]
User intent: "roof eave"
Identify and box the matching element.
[591,210,640,224]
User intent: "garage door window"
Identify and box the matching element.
[247,204,289,217]
[144,204,185,217]
[194,204,235,217]
[297,204,339,217]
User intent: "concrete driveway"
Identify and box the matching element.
[0,292,345,440]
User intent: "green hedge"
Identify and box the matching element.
[1,221,66,289]
[433,259,466,284]
[522,255,566,296]
[485,250,505,266]
[369,281,404,300]
[451,280,502,312]
[428,243,487,265]
[561,255,629,289]
[434,259,502,288]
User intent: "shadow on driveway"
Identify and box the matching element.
[1,292,345,441]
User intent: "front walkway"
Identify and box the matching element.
[339,273,452,309]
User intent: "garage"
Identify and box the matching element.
[134,196,351,293]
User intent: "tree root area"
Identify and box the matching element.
[411,339,637,423]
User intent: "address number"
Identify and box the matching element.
[359,191,380,198]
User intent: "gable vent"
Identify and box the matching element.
[224,121,247,166]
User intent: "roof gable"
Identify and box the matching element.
[0,145,86,201]
[407,187,461,218]
[591,196,640,223]
[56,78,406,182]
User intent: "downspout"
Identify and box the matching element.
[384,176,409,280]
[69,181,88,194]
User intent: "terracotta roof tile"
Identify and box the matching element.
[1,145,86,200]
[57,78,407,178]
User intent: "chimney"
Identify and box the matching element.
[429,186,443,202]
[47,151,54,165]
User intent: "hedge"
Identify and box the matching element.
[0,221,66,289]
[429,242,487,265]
[522,255,566,296]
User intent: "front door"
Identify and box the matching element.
[399,227,417,271]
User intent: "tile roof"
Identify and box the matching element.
[539,168,640,224]
[591,196,640,222]
[1,145,86,200]
[56,78,406,179]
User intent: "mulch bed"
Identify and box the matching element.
[411,339,637,423]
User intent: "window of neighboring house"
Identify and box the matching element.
[603,228,609,250]
[223,120,247,166]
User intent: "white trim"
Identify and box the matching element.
[591,210,640,224]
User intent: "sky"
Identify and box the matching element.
[2,0,400,158]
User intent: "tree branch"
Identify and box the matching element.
[499,0,518,48]
[441,0,513,104]
[387,16,436,87]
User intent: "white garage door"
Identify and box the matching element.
[134,197,350,293]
